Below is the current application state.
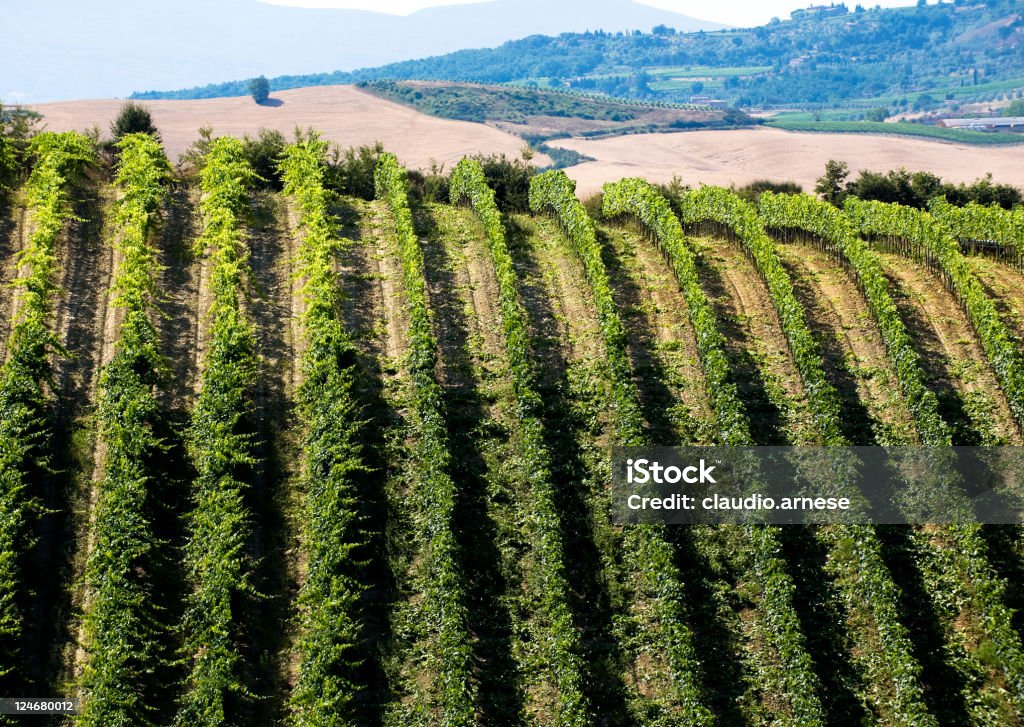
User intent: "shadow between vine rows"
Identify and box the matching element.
[334,199,397,724]
[415,204,526,726]
[877,268,980,446]
[693,248,787,445]
[876,525,973,726]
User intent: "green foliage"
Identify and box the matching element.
[734,179,802,205]
[375,152,476,726]
[249,76,270,104]
[358,81,740,141]
[0,137,15,197]
[815,160,850,207]
[766,119,1024,145]
[601,178,750,445]
[467,153,535,213]
[929,196,1024,265]
[241,128,287,189]
[529,169,712,724]
[326,142,384,201]
[757,191,947,725]
[842,168,1023,210]
[844,197,1024,710]
[280,135,369,726]
[78,133,169,727]
[176,137,260,727]
[0,132,93,692]
[110,101,160,143]
[865,107,890,122]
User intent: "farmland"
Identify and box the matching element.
[2,130,1024,726]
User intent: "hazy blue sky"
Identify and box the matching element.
[260,0,919,26]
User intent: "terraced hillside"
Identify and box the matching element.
[2,131,1024,726]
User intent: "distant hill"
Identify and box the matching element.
[133,0,1024,121]
[2,0,722,103]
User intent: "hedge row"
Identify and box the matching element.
[529,169,713,723]
[176,137,261,726]
[602,178,826,725]
[0,132,93,694]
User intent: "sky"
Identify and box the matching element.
[260,0,920,26]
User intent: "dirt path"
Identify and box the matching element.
[416,203,533,725]
[51,185,118,691]
[0,204,26,362]
[428,204,505,370]
[155,186,201,410]
[510,214,604,384]
[776,242,917,445]
[877,252,1021,445]
[599,223,715,444]
[696,237,809,444]
[362,200,410,363]
[242,189,302,725]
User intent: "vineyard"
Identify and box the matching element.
[2,131,1024,727]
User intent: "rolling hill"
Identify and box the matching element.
[135,0,1024,121]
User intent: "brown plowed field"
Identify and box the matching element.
[554,127,1024,197]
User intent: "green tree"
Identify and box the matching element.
[249,75,270,104]
[1003,98,1024,117]
[865,106,889,122]
[110,101,160,142]
[816,159,850,205]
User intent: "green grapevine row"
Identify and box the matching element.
[757,192,951,446]
[0,131,93,691]
[845,197,1024,429]
[678,186,846,445]
[450,160,590,725]
[280,135,370,727]
[176,137,260,726]
[928,197,1024,266]
[78,133,169,727]
[375,152,475,726]
[602,178,826,725]
[528,169,713,724]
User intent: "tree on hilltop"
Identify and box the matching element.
[250,76,270,104]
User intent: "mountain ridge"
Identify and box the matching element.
[2,0,721,103]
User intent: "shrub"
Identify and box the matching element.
[110,101,160,143]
